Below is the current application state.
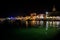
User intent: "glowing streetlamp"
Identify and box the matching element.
[46,11,48,19]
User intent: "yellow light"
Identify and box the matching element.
[46,16,50,18]
[50,17,52,18]
[26,21,28,26]
[37,16,39,18]
[31,21,36,25]
[40,14,44,19]
[46,12,48,14]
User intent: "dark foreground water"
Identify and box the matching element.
[1,20,60,40]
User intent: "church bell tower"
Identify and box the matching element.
[52,5,56,12]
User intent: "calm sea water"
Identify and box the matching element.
[25,21,60,27]
[1,20,60,40]
[20,21,60,30]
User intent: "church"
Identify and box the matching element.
[46,5,60,20]
[48,5,60,16]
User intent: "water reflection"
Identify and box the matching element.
[49,21,52,27]
[46,21,48,30]
[30,21,36,26]
[40,21,44,26]
[36,21,40,25]
[56,21,60,27]
[26,21,28,27]
[53,21,56,27]
[25,21,60,28]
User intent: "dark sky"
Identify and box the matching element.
[0,0,60,17]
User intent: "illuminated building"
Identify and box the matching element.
[40,14,44,19]
[30,13,37,20]
[30,13,36,16]
[0,18,5,22]
[0,5,60,21]
[47,5,60,20]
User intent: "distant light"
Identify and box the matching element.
[36,16,39,18]
[8,16,16,20]
[40,14,44,19]
[56,16,60,19]
[46,11,48,14]
[57,22,59,25]
[10,17,14,18]
[7,18,10,19]
[6,17,11,20]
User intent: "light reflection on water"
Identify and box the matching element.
[46,21,48,30]
[25,21,60,28]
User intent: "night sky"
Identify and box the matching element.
[0,0,60,17]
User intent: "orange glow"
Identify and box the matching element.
[26,21,28,26]
[31,21,36,25]
[30,13,36,16]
